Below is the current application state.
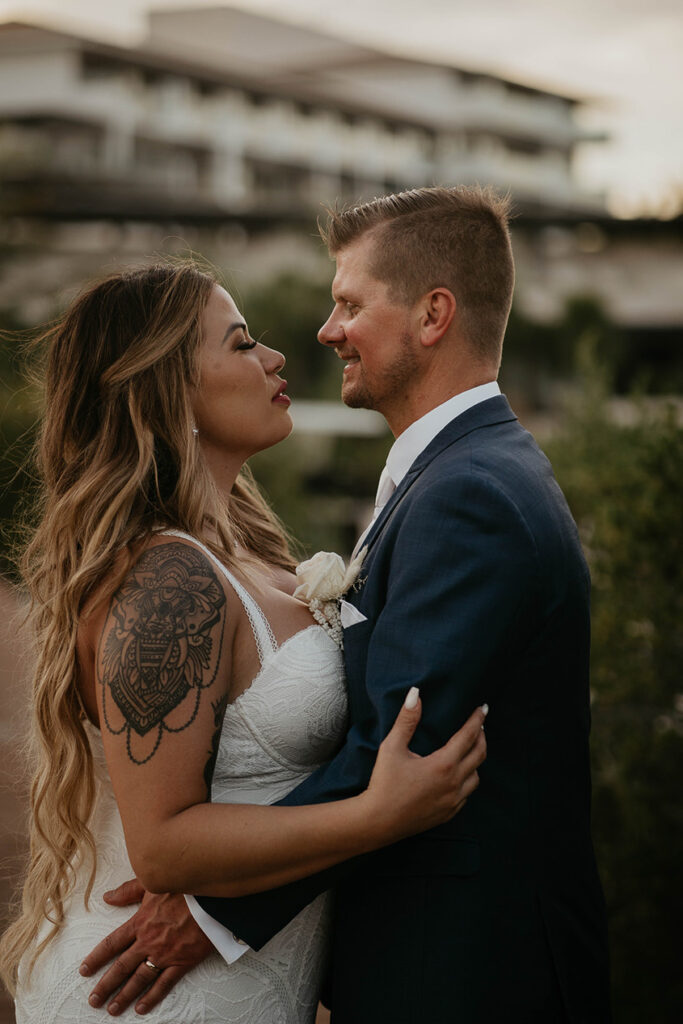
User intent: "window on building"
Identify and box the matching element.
[197,79,222,98]
[80,52,129,81]
[134,136,210,190]
[504,137,545,156]
[247,158,310,202]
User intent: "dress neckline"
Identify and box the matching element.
[83,622,333,742]
[227,624,336,711]
[160,530,329,710]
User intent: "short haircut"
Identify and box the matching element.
[320,185,515,363]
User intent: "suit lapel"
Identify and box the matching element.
[359,395,517,557]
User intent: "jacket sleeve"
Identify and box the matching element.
[196,473,540,947]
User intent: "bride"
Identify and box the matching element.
[0,262,486,1023]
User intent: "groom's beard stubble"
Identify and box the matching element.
[341,332,419,414]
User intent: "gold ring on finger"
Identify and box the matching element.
[144,958,162,973]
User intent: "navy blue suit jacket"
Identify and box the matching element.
[198,395,611,1023]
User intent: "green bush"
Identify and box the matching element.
[501,296,628,408]
[0,310,40,580]
[547,369,683,1023]
[243,273,338,399]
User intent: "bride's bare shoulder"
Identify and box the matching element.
[77,534,240,723]
[77,534,238,670]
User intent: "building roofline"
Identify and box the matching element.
[147,4,592,104]
[0,17,592,111]
[0,21,433,134]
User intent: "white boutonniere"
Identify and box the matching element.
[294,547,367,647]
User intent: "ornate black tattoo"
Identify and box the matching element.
[203,694,229,798]
[100,543,226,765]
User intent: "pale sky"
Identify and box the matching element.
[2,0,682,217]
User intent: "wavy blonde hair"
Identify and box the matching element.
[0,261,296,992]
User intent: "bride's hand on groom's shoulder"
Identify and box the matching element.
[363,692,488,845]
[79,880,213,1016]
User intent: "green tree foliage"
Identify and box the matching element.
[502,296,628,406]
[251,430,391,560]
[245,271,393,556]
[547,362,683,1023]
[242,273,339,399]
[0,309,39,580]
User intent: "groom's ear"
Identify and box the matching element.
[417,288,457,349]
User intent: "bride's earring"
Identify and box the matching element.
[192,426,199,438]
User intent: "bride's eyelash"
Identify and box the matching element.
[236,329,266,351]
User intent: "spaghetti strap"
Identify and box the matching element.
[161,529,278,666]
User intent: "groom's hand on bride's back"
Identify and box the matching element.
[79,879,213,1015]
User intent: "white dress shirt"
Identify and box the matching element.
[186,380,500,963]
[185,893,248,963]
[384,381,500,490]
[353,381,500,556]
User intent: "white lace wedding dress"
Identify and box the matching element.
[15,534,348,1023]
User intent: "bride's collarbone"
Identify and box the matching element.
[230,562,315,638]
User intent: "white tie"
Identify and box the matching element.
[374,466,396,511]
[352,466,396,557]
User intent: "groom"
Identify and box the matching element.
[83,186,611,1021]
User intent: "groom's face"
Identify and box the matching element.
[318,231,419,423]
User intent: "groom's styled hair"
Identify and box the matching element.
[320,185,515,363]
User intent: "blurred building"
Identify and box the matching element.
[0,10,604,224]
[0,8,680,389]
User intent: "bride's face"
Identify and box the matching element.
[192,285,292,462]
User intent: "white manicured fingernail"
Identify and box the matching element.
[480,703,489,716]
[404,686,419,710]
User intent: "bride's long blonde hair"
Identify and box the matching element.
[0,262,296,991]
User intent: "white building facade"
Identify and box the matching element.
[3,9,681,354]
[0,11,605,223]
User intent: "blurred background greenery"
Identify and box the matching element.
[546,362,683,1023]
[1,270,681,1021]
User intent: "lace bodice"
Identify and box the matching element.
[16,532,348,1024]
[216,625,348,803]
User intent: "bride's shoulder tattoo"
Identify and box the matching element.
[98,541,227,765]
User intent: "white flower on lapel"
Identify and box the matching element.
[293,548,367,603]
[294,548,367,647]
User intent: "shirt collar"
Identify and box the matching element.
[385,381,501,487]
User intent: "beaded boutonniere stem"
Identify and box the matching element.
[293,548,367,648]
